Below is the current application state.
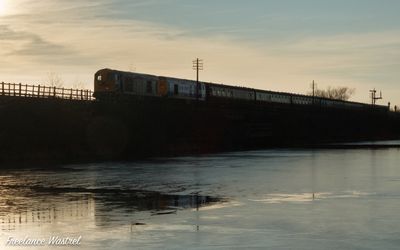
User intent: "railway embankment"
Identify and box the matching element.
[1,82,400,165]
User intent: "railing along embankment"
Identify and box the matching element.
[0,82,94,101]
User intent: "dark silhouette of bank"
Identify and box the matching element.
[1,69,400,164]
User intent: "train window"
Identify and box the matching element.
[97,75,102,82]
[146,81,152,93]
[174,84,179,95]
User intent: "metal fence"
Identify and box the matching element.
[0,82,94,101]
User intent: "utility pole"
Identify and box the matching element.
[369,88,383,105]
[312,80,316,104]
[312,80,315,97]
[192,58,203,100]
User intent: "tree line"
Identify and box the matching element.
[308,85,355,101]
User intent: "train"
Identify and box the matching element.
[94,68,389,112]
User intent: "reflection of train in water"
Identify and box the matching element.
[94,68,388,112]
[90,68,399,157]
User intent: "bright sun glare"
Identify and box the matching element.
[0,0,7,15]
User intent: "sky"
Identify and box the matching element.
[0,0,400,105]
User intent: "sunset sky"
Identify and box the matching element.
[1,0,400,105]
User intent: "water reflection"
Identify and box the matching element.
[0,184,221,231]
[251,191,374,204]
[0,195,94,231]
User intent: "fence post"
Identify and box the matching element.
[38,85,40,97]
[70,88,73,100]
[1,82,3,95]
[61,88,64,99]
[19,83,21,96]
[53,87,56,97]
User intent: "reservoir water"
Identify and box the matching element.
[1,146,400,249]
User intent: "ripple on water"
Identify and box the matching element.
[250,191,375,204]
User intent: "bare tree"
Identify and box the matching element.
[309,86,355,101]
[72,81,86,89]
[46,72,64,88]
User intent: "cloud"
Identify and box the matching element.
[0,25,71,56]
[275,31,400,84]
[0,23,99,79]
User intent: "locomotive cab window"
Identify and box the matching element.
[96,75,102,82]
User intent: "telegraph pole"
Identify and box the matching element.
[312,80,315,97]
[312,80,316,104]
[192,58,203,100]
